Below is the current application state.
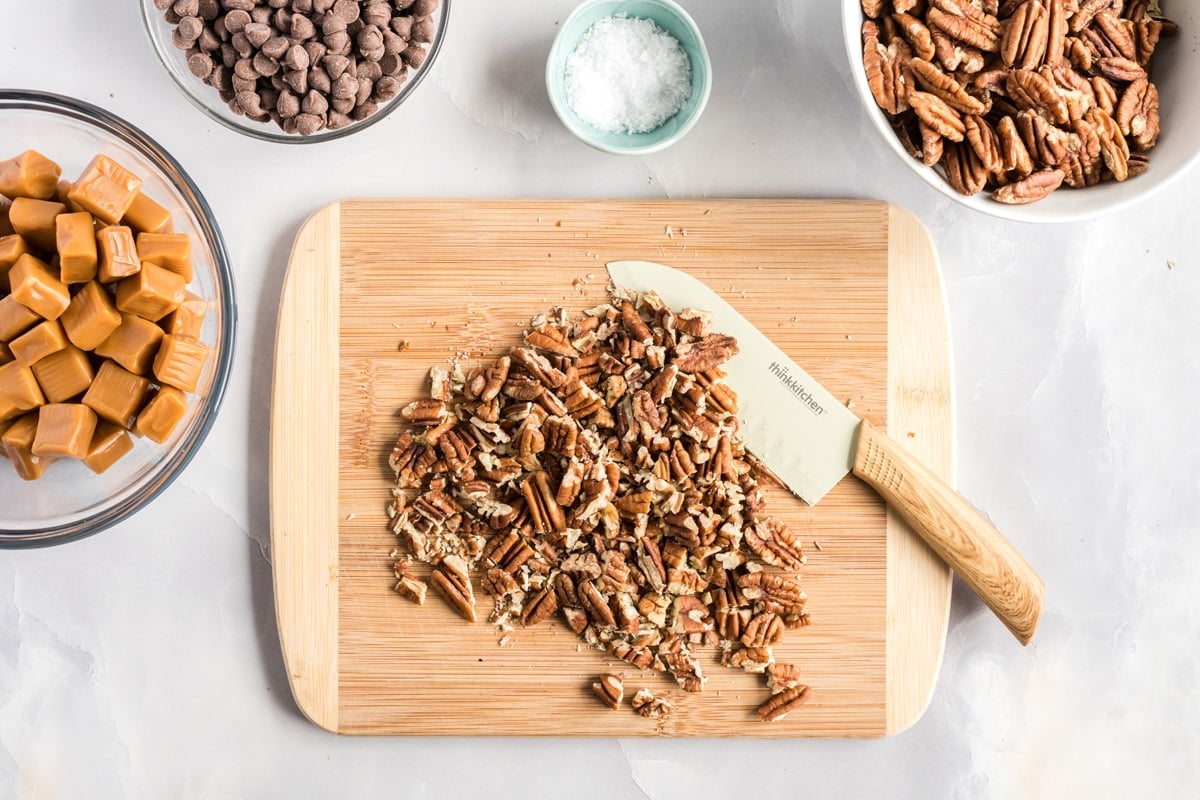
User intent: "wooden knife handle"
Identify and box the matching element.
[852,419,1044,645]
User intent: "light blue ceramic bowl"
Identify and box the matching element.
[547,0,711,155]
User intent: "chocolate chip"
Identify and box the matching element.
[327,111,352,129]
[301,89,329,116]
[322,53,350,79]
[330,71,356,100]
[324,30,352,56]
[412,0,439,15]
[282,67,308,94]
[176,15,205,42]
[309,65,332,94]
[321,13,347,35]
[294,113,324,135]
[401,44,426,70]
[284,44,310,71]
[173,0,200,16]
[223,0,256,11]
[389,16,412,39]
[253,52,281,77]
[290,13,316,40]
[276,89,301,118]
[362,2,391,28]
[332,0,360,23]
[231,31,253,58]
[222,9,250,33]
[234,56,258,81]
[411,18,435,44]
[187,51,215,79]
[261,35,289,59]
[374,75,402,102]
[243,21,272,48]
[382,30,406,56]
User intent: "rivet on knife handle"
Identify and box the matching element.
[852,419,1045,645]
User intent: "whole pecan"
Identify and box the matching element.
[992,168,1066,203]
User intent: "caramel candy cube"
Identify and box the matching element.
[135,386,188,444]
[161,292,207,339]
[83,360,151,428]
[60,280,122,351]
[0,197,12,236]
[57,211,99,283]
[96,225,140,284]
[83,420,134,474]
[0,294,40,341]
[0,150,63,200]
[116,262,185,322]
[153,335,209,393]
[68,155,142,225]
[8,253,70,320]
[0,360,46,422]
[0,233,31,291]
[9,319,67,367]
[0,341,11,365]
[122,191,173,234]
[31,345,94,403]
[9,197,66,252]
[94,313,163,375]
[136,232,192,281]
[1,413,55,480]
[54,179,73,204]
[32,403,97,460]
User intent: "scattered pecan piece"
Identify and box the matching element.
[631,688,673,719]
[757,684,812,723]
[592,673,624,710]
[431,555,476,622]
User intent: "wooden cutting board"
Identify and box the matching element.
[270,199,953,737]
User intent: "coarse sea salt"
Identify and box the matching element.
[564,14,692,135]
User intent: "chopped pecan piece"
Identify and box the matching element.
[631,688,673,719]
[592,673,624,710]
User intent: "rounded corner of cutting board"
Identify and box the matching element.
[270,200,343,734]
[883,202,955,736]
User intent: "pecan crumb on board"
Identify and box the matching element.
[388,289,811,720]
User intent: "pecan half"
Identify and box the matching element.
[909,59,986,115]
[757,684,812,722]
[1116,77,1159,151]
[910,90,967,142]
[431,555,476,622]
[1001,0,1050,69]
[992,168,1066,203]
[521,586,558,626]
[942,141,989,195]
[672,334,739,373]
[995,115,1034,175]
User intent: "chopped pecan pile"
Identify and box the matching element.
[388,290,811,718]
[860,0,1177,204]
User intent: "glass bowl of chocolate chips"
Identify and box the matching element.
[141,0,449,143]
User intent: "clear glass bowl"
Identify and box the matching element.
[140,0,450,144]
[0,90,236,547]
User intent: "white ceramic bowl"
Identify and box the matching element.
[841,1,1200,223]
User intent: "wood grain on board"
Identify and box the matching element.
[270,199,953,737]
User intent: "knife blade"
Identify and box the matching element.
[606,260,1044,645]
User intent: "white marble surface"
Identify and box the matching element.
[3,1,1199,797]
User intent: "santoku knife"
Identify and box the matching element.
[607,260,1044,645]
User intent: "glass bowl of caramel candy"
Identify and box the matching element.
[0,91,236,547]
